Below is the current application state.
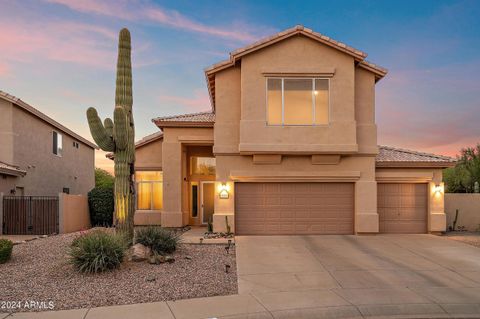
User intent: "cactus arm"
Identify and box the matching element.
[113,106,128,150]
[86,107,114,151]
[104,118,114,137]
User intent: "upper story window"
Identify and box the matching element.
[267,78,329,126]
[190,157,216,176]
[52,131,63,156]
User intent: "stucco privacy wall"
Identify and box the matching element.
[161,127,214,227]
[1,101,94,196]
[58,193,90,234]
[376,168,446,232]
[445,194,480,231]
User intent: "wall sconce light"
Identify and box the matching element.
[434,184,443,194]
[219,182,229,199]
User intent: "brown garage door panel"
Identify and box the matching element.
[378,183,428,234]
[235,182,354,235]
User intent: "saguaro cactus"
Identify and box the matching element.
[86,28,135,240]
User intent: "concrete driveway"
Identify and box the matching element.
[236,234,480,318]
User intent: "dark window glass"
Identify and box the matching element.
[191,184,198,217]
[62,188,70,194]
[53,131,58,154]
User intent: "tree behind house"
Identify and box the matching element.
[444,144,480,193]
[95,168,115,189]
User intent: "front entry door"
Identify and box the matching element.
[201,182,215,224]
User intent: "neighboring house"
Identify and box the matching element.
[0,90,96,196]
[130,25,455,234]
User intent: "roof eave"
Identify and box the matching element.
[0,167,26,177]
[153,121,214,129]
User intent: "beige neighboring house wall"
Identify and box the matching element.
[445,194,480,231]
[0,91,96,196]
[134,25,454,235]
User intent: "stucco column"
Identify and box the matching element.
[429,181,446,232]
[355,180,379,233]
[161,141,184,227]
[213,181,235,233]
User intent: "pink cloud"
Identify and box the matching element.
[0,20,117,69]
[158,89,210,112]
[46,0,262,42]
[0,62,9,76]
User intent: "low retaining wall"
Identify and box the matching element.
[445,193,480,231]
[59,193,91,234]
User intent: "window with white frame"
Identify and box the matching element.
[267,78,329,125]
[136,171,163,210]
[52,131,63,156]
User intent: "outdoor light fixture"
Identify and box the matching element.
[434,184,443,194]
[219,182,230,199]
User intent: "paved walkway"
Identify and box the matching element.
[2,234,480,318]
[181,226,234,245]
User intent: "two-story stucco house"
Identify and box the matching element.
[131,26,455,235]
[0,90,96,196]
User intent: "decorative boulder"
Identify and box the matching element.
[129,243,151,262]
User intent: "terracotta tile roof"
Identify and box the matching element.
[204,25,388,110]
[0,90,97,149]
[376,146,456,167]
[106,131,164,159]
[0,161,26,177]
[135,131,164,147]
[152,111,215,128]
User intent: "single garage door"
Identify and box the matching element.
[377,183,428,233]
[235,182,354,235]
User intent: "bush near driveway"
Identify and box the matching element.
[88,187,114,226]
[69,230,127,273]
[135,226,182,255]
[0,239,13,263]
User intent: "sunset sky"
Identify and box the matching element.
[1,0,479,173]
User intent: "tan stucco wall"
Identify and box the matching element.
[376,168,446,232]
[445,194,480,231]
[135,138,163,169]
[0,175,18,195]
[0,99,14,164]
[59,193,90,233]
[239,36,358,154]
[161,127,214,227]
[1,102,95,196]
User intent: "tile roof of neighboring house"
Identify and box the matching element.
[152,111,215,128]
[376,146,456,167]
[0,161,27,177]
[0,90,97,149]
[204,25,388,110]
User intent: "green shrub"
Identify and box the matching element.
[88,187,114,226]
[0,239,13,264]
[69,230,127,273]
[135,226,181,254]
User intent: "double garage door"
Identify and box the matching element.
[235,182,428,235]
[235,182,354,235]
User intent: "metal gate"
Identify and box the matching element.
[2,196,59,235]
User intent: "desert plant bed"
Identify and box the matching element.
[0,228,237,312]
[445,231,480,248]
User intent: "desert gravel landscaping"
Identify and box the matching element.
[445,231,480,248]
[0,230,237,312]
